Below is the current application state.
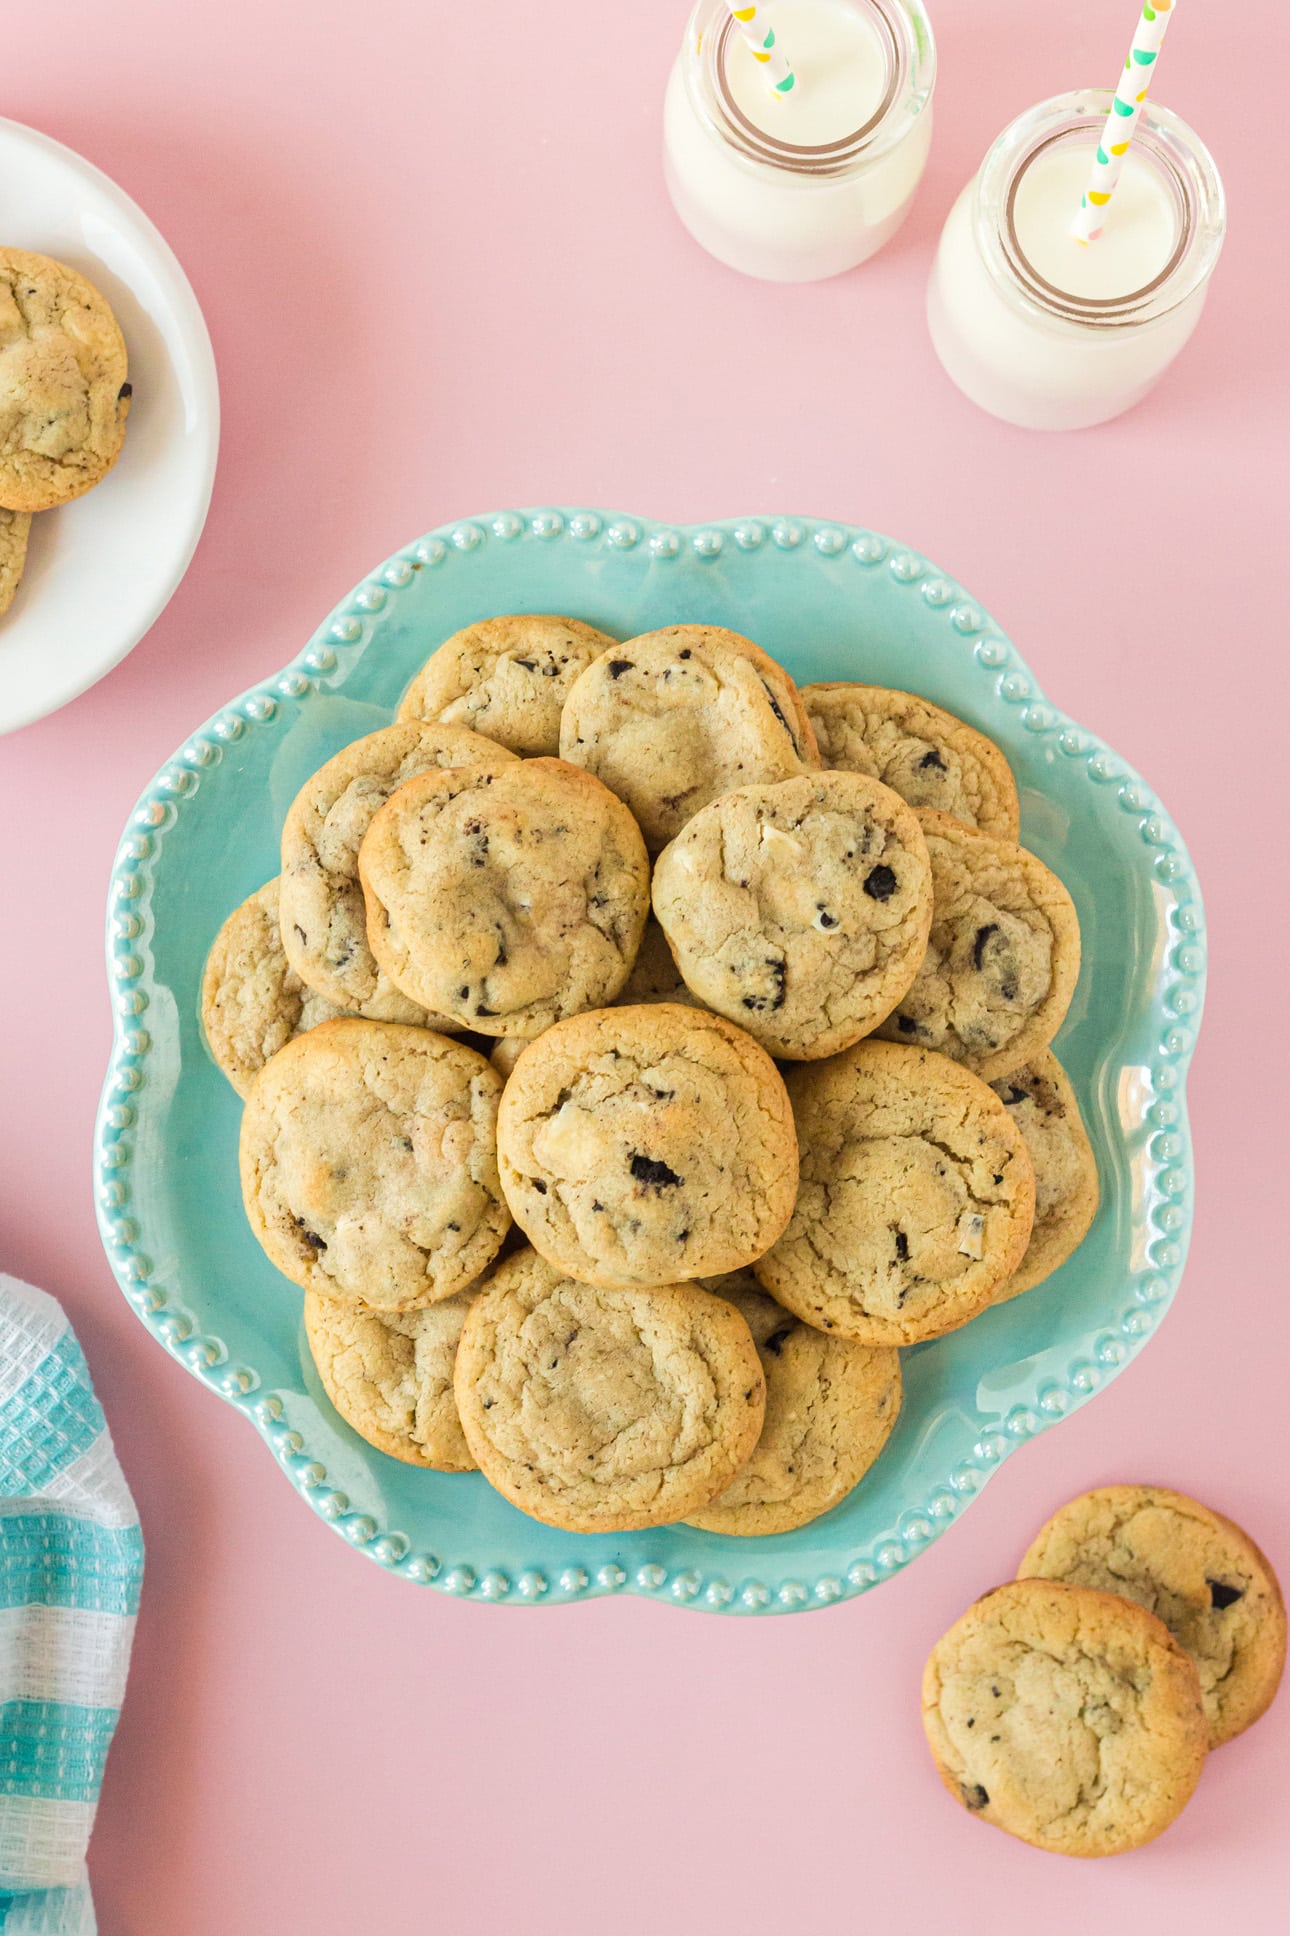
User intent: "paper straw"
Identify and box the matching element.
[726,4,797,99]
[1074,1,1177,244]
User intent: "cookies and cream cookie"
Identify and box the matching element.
[684,1271,902,1536]
[1017,1486,1286,1748]
[876,809,1080,1082]
[991,1051,1098,1299]
[202,878,348,1097]
[922,1579,1208,1856]
[453,1249,766,1532]
[652,771,932,1060]
[559,624,819,850]
[279,720,517,1024]
[804,683,1019,838]
[0,505,31,616]
[0,248,130,512]
[239,1019,508,1310]
[617,916,696,1008]
[359,758,650,1037]
[304,1285,479,1470]
[396,614,619,757]
[496,1004,798,1288]
[755,1041,1034,1346]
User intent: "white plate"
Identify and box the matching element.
[0,117,219,735]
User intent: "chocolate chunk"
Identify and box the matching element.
[1208,1579,1244,1610]
[894,1229,909,1262]
[118,381,133,400]
[475,1004,496,1017]
[817,907,839,930]
[973,923,1000,970]
[293,1217,327,1251]
[514,659,537,671]
[897,1014,918,1035]
[763,1322,795,1357]
[607,659,634,679]
[679,649,692,660]
[961,1784,989,1811]
[1005,1086,1028,1105]
[629,1153,683,1190]
[532,1179,548,1195]
[863,864,897,902]
[919,748,946,771]
[758,677,798,750]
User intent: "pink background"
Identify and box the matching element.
[2,1,1287,1929]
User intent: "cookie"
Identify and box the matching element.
[304,1285,479,1470]
[1017,1486,1286,1748]
[923,1578,1208,1856]
[559,624,819,851]
[617,916,696,1008]
[359,758,650,1037]
[201,878,348,1098]
[684,1271,902,1536]
[755,1041,1034,1346]
[496,1004,798,1288]
[804,683,1019,838]
[396,614,619,756]
[991,1051,1098,1299]
[876,809,1080,1082]
[239,1019,508,1310]
[279,720,517,1023]
[652,771,932,1060]
[452,1248,766,1532]
[0,249,130,512]
[0,505,31,616]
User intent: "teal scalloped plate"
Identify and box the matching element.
[94,509,1204,1615]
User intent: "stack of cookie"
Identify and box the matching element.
[923,1485,1286,1855]
[203,614,1096,1537]
[0,248,132,617]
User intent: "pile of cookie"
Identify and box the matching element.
[0,248,132,617]
[923,1484,1286,1856]
[203,614,1096,1537]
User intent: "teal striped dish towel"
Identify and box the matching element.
[0,1275,143,1936]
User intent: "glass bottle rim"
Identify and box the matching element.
[973,90,1226,331]
[681,0,936,180]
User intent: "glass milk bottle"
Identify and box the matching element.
[927,91,1225,430]
[664,0,936,282]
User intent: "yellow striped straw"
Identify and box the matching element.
[726,3,797,98]
[1074,2,1178,244]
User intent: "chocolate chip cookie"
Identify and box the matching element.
[496,1004,798,1288]
[397,613,619,756]
[876,809,1080,1082]
[0,505,31,615]
[923,1578,1208,1856]
[755,1040,1034,1346]
[452,1248,766,1532]
[804,683,1019,838]
[651,771,932,1060]
[684,1271,902,1536]
[0,248,130,512]
[280,720,517,1024]
[202,878,348,1097]
[559,624,819,850]
[304,1285,479,1470]
[239,1019,508,1309]
[991,1051,1098,1299]
[359,758,649,1036]
[1017,1486,1286,1748]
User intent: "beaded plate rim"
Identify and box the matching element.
[93,507,1204,1616]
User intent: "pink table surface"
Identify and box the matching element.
[2,1,1287,1929]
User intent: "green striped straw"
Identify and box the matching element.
[1074,1,1178,244]
[726,4,797,99]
